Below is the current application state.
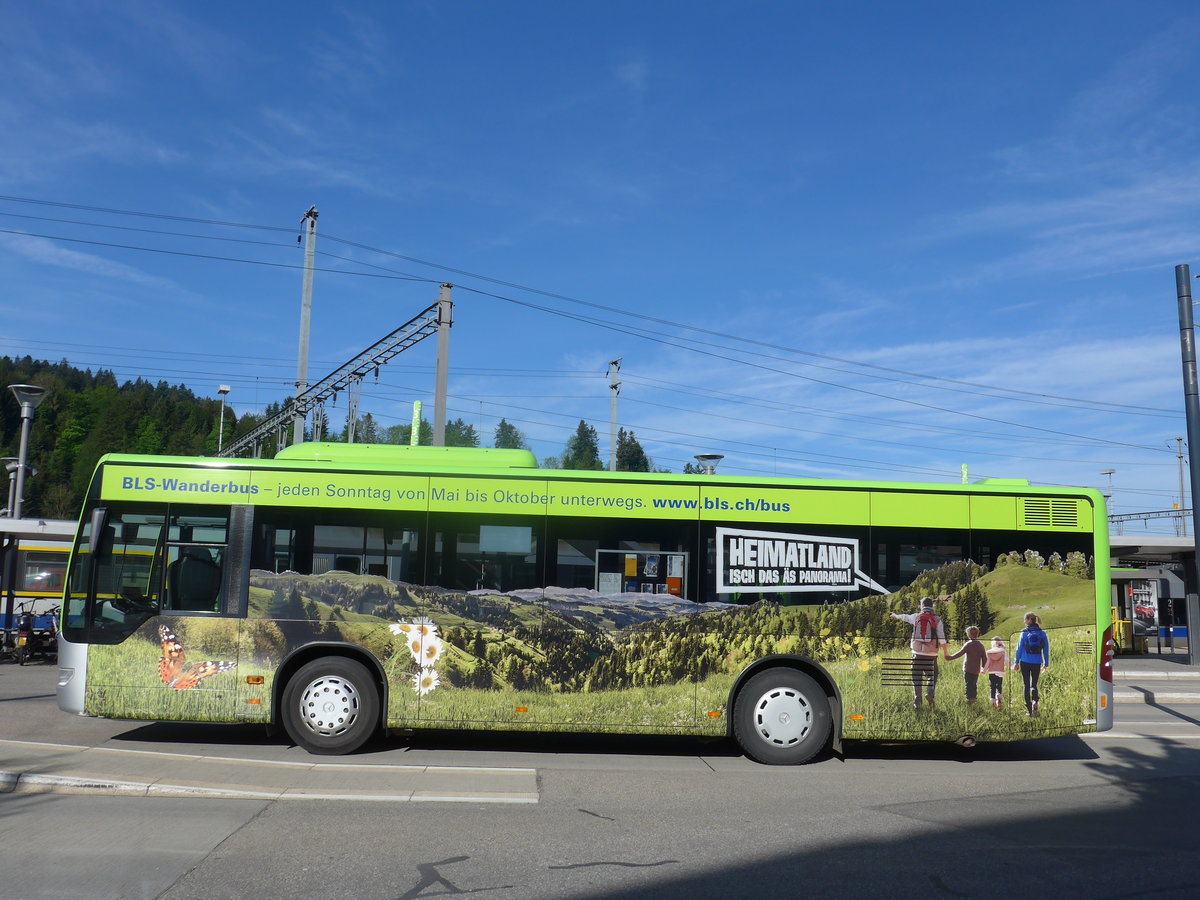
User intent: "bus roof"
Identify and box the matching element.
[274,442,538,469]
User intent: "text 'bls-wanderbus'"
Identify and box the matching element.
[56,443,1113,763]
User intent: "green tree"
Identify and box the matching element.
[493,418,527,449]
[309,407,330,441]
[357,412,379,443]
[384,419,433,445]
[615,427,650,472]
[560,420,602,470]
[445,418,479,447]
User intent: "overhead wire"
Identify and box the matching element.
[0,193,1173,415]
[0,194,1183,498]
[454,284,1174,454]
[315,227,1177,416]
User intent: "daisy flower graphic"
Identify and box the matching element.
[413,667,440,696]
[412,616,438,639]
[407,637,424,662]
[388,622,413,636]
[419,636,444,666]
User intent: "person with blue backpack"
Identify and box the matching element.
[1012,612,1050,715]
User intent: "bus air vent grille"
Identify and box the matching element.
[1021,498,1079,529]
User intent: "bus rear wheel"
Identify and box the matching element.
[733,668,832,765]
[281,657,379,755]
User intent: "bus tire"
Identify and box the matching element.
[281,657,379,755]
[733,667,831,765]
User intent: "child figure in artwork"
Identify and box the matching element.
[946,625,988,704]
[983,636,1009,708]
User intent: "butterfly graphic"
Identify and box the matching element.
[157,624,237,690]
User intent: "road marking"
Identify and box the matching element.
[0,739,533,774]
[1084,731,1200,739]
[0,739,540,803]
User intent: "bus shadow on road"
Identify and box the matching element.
[108,720,749,761]
[106,719,1097,766]
[841,735,1100,763]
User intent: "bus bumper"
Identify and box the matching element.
[56,637,88,715]
[1098,678,1114,732]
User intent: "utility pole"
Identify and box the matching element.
[294,206,318,446]
[346,379,363,443]
[608,359,621,471]
[217,385,231,454]
[432,284,453,446]
[1177,437,1188,537]
[1174,264,1200,666]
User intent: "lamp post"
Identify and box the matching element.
[4,385,47,654]
[8,384,49,520]
[217,385,231,454]
[1100,469,1117,536]
[694,453,724,475]
[1,458,17,517]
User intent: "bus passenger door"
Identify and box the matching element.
[78,505,242,723]
[543,513,700,730]
[419,513,549,725]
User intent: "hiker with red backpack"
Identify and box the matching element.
[890,597,948,709]
[1012,612,1050,716]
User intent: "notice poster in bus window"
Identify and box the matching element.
[666,577,682,596]
[624,579,637,592]
[655,583,669,594]
[598,572,622,595]
[643,555,659,577]
[624,554,638,577]
[668,556,683,578]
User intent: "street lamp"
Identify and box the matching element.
[1,458,17,517]
[1100,469,1118,536]
[694,453,724,475]
[8,384,49,520]
[217,385,231,454]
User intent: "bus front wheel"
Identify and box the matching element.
[733,668,832,765]
[281,657,379,755]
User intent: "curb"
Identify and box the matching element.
[0,770,538,802]
[1113,671,1200,679]
[1114,690,1200,704]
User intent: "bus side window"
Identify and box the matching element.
[162,508,229,614]
[165,546,223,611]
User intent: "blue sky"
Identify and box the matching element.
[2,1,1199,534]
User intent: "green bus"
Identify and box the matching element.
[56,443,1114,764]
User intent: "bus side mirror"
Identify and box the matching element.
[87,508,108,556]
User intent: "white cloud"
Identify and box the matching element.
[0,233,177,289]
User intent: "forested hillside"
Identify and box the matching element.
[0,355,657,519]
[0,356,241,518]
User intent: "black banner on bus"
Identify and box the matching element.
[715,526,888,594]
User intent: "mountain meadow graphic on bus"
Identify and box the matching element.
[716,527,887,594]
[81,549,1097,743]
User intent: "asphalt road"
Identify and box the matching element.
[3,660,1199,900]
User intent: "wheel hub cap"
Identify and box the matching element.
[754,686,812,747]
[298,675,360,737]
